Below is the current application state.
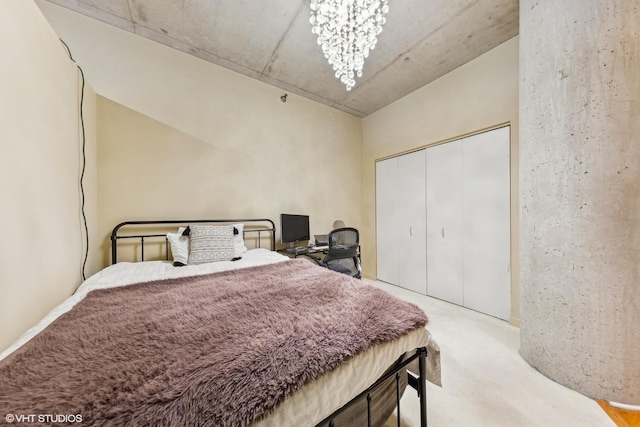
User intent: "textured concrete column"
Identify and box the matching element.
[520,1,640,404]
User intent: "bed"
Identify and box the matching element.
[0,219,440,426]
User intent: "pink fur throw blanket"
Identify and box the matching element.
[0,259,427,426]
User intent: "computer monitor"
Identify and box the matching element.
[280,213,310,246]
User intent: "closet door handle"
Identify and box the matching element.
[442,228,445,238]
[409,226,413,236]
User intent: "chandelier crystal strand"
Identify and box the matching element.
[310,0,389,91]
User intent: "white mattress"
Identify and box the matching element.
[0,249,437,425]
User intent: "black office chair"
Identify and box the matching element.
[321,227,362,279]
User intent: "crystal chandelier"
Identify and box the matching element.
[310,0,389,91]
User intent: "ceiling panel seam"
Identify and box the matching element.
[259,1,307,78]
[125,0,134,22]
[130,22,264,76]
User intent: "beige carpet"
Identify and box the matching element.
[366,279,616,427]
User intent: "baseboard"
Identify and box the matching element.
[609,402,640,411]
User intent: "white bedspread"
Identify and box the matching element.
[1,249,439,426]
[0,248,288,360]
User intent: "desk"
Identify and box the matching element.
[278,246,329,264]
[278,245,361,265]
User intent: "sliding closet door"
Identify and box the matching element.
[426,141,464,305]
[376,157,400,285]
[397,150,427,294]
[376,150,427,294]
[462,127,510,320]
[379,127,510,318]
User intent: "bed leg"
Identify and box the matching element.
[395,372,401,427]
[418,347,428,427]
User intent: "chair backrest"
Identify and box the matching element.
[328,227,359,255]
[323,227,361,279]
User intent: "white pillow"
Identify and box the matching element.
[233,223,248,257]
[188,225,235,264]
[167,227,189,266]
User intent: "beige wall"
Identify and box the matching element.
[96,97,362,268]
[0,1,98,351]
[36,3,363,269]
[362,37,520,324]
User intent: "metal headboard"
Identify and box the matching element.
[110,219,276,264]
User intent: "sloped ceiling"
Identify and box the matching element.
[43,0,519,117]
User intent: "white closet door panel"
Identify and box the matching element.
[426,141,464,305]
[397,150,427,294]
[376,157,399,284]
[462,127,511,320]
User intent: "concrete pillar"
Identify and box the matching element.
[519,0,640,404]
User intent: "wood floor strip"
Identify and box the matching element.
[597,400,640,427]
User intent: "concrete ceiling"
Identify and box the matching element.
[43,0,519,117]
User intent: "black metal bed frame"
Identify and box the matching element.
[317,347,428,427]
[110,218,276,264]
[109,218,428,426]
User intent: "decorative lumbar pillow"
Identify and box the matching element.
[233,224,248,257]
[167,227,189,266]
[188,225,235,264]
